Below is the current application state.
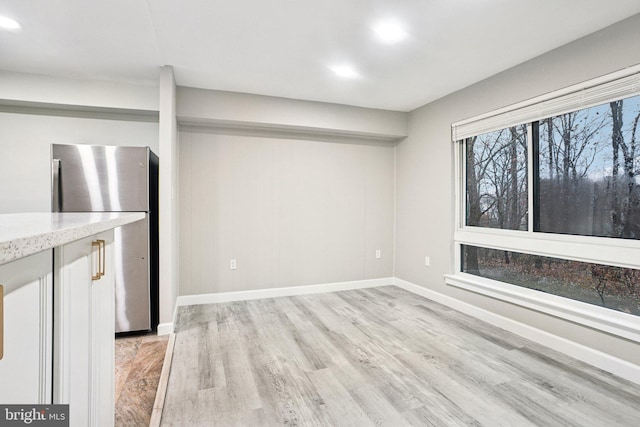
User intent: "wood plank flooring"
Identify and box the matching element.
[115,333,169,426]
[160,286,640,426]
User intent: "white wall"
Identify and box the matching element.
[179,129,395,295]
[0,70,158,111]
[177,87,407,140]
[395,14,640,365]
[0,111,158,213]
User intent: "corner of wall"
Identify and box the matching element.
[158,66,179,327]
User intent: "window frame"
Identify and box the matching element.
[448,66,640,342]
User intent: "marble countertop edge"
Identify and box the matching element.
[0,212,146,266]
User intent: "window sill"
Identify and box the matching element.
[445,272,640,343]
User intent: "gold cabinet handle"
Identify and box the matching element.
[91,241,101,280]
[91,239,106,280]
[97,239,106,278]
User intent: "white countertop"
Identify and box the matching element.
[0,212,145,265]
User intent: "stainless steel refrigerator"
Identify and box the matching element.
[51,144,159,333]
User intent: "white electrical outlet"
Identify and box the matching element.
[425,256,431,266]
[230,259,237,270]
[375,249,381,259]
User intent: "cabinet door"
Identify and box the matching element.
[0,250,53,404]
[53,230,114,427]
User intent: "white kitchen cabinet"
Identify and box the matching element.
[53,230,115,427]
[1,212,142,427]
[0,250,53,404]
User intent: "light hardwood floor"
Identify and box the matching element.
[160,286,640,426]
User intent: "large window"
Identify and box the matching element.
[452,68,640,337]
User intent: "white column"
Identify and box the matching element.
[158,65,178,334]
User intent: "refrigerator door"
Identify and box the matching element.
[114,216,151,333]
[52,144,149,212]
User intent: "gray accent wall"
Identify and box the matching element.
[395,14,640,365]
[179,129,395,295]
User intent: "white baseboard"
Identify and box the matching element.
[156,302,179,336]
[393,277,640,385]
[156,322,174,336]
[176,277,394,307]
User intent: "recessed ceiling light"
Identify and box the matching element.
[372,20,407,44]
[0,15,21,30]
[330,65,359,79]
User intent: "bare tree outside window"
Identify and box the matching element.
[465,125,528,230]
[536,95,640,239]
[462,245,640,316]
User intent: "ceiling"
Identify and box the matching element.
[1,1,640,112]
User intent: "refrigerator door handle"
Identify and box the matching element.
[51,159,61,212]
